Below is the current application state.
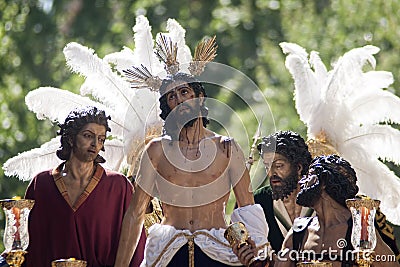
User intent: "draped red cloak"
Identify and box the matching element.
[24,163,145,267]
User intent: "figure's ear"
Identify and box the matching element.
[297,163,303,177]
[67,137,73,147]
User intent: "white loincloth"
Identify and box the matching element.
[140,204,269,267]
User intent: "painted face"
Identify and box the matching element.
[296,166,322,207]
[262,152,299,200]
[71,123,106,162]
[165,81,201,128]
[166,82,196,108]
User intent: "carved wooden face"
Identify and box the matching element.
[71,123,106,162]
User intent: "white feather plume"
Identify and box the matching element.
[104,46,136,75]
[26,87,105,121]
[131,15,165,77]
[25,87,125,138]
[63,42,135,115]
[281,42,400,224]
[345,124,400,164]
[3,137,62,181]
[64,41,162,141]
[63,24,163,172]
[166,18,193,73]
[279,42,322,125]
[100,138,125,171]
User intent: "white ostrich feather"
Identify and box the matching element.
[3,137,62,181]
[362,71,394,92]
[309,51,328,80]
[25,87,125,138]
[166,18,192,73]
[344,124,400,164]
[131,15,165,77]
[64,41,159,140]
[65,16,165,170]
[104,46,136,75]
[132,15,154,69]
[63,42,135,114]
[322,46,379,104]
[281,42,400,224]
[100,138,125,171]
[350,89,400,125]
[26,87,106,121]
[280,42,308,59]
[279,42,322,125]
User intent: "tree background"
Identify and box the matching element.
[1,0,400,249]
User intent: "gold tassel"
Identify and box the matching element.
[187,235,195,267]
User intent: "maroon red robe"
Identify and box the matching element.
[24,163,145,267]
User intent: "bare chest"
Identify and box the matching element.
[61,176,92,207]
[303,223,349,252]
[157,145,231,187]
[153,147,232,207]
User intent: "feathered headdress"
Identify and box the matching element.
[3,15,217,181]
[280,42,400,225]
[123,17,217,92]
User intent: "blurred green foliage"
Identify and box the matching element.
[1,0,400,250]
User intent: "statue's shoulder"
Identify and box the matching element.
[146,136,169,153]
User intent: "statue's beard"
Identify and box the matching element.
[270,168,299,200]
[164,101,200,138]
[296,178,322,207]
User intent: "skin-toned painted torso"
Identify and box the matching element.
[150,131,249,231]
[143,81,253,230]
[115,81,254,266]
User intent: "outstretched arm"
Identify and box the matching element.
[115,187,151,266]
[228,139,254,207]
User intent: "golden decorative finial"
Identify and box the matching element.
[123,64,162,91]
[306,131,339,158]
[189,36,218,76]
[156,34,179,75]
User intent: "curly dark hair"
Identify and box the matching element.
[257,131,312,176]
[309,154,359,207]
[159,73,209,138]
[56,106,111,163]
